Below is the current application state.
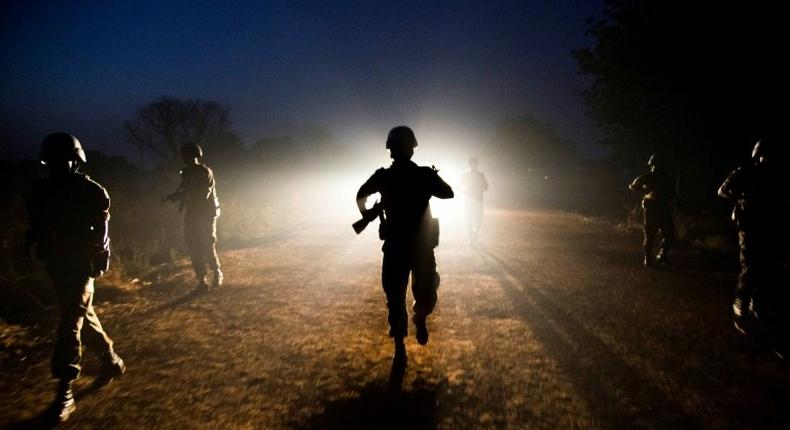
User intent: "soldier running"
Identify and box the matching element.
[355,126,454,367]
[164,142,223,293]
[26,133,126,422]
[461,156,489,245]
[628,154,676,267]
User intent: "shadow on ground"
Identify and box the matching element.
[295,374,447,430]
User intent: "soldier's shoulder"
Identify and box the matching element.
[418,165,439,176]
[77,174,110,198]
[727,166,747,178]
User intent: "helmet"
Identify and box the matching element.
[40,133,86,165]
[385,126,418,151]
[647,153,658,167]
[180,142,203,159]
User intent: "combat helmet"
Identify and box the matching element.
[180,142,203,160]
[40,133,86,165]
[386,126,418,151]
[647,153,659,167]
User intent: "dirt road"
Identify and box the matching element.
[2,210,788,429]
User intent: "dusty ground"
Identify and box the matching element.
[1,210,789,429]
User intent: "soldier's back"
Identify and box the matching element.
[29,173,109,253]
[378,161,436,237]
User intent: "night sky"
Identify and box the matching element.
[1,0,603,162]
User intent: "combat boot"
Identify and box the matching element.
[211,269,223,289]
[193,277,209,294]
[413,314,429,346]
[393,337,407,368]
[50,380,76,422]
[643,249,652,267]
[733,297,753,335]
[94,351,126,387]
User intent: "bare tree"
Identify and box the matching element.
[125,97,237,163]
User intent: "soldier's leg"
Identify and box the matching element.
[80,291,115,360]
[411,247,439,319]
[185,220,208,288]
[411,246,439,345]
[382,249,410,339]
[735,230,757,324]
[205,216,223,287]
[657,210,675,262]
[51,289,88,382]
[642,209,658,265]
[80,290,126,385]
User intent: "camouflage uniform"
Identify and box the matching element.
[357,160,454,339]
[718,161,784,323]
[27,172,119,382]
[629,166,676,264]
[170,163,221,286]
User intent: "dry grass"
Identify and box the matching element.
[1,210,788,429]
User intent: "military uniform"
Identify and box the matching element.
[27,172,120,382]
[718,160,784,324]
[629,164,676,265]
[462,163,488,244]
[169,162,222,288]
[358,159,453,340]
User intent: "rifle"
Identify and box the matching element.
[352,201,384,235]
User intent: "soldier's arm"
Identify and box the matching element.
[628,175,646,193]
[87,181,111,248]
[356,170,382,214]
[717,168,742,200]
[165,172,186,202]
[431,170,454,199]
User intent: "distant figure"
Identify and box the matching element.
[26,133,126,422]
[718,139,785,335]
[164,142,223,293]
[355,126,454,368]
[628,154,676,267]
[461,156,489,244]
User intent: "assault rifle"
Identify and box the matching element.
[352,201,384,235]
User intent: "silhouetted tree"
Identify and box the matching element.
[125,97,241,164]
[574,1,782,205]
[488,115,579,170]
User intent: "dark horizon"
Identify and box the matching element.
[0,0,604,163]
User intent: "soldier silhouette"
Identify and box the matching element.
[628,154,676,267]
[164,142,223,293]
[26,133,126,422]
[355,126,454,367]
[461,156,488,245]
[718,138,786,336]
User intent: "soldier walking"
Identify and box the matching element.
[26,133,126,422]
[461,156,489,245]
[355,126,454,367]
[718,139,786,335]
[164,142,223,293]
[628,154,676,267]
